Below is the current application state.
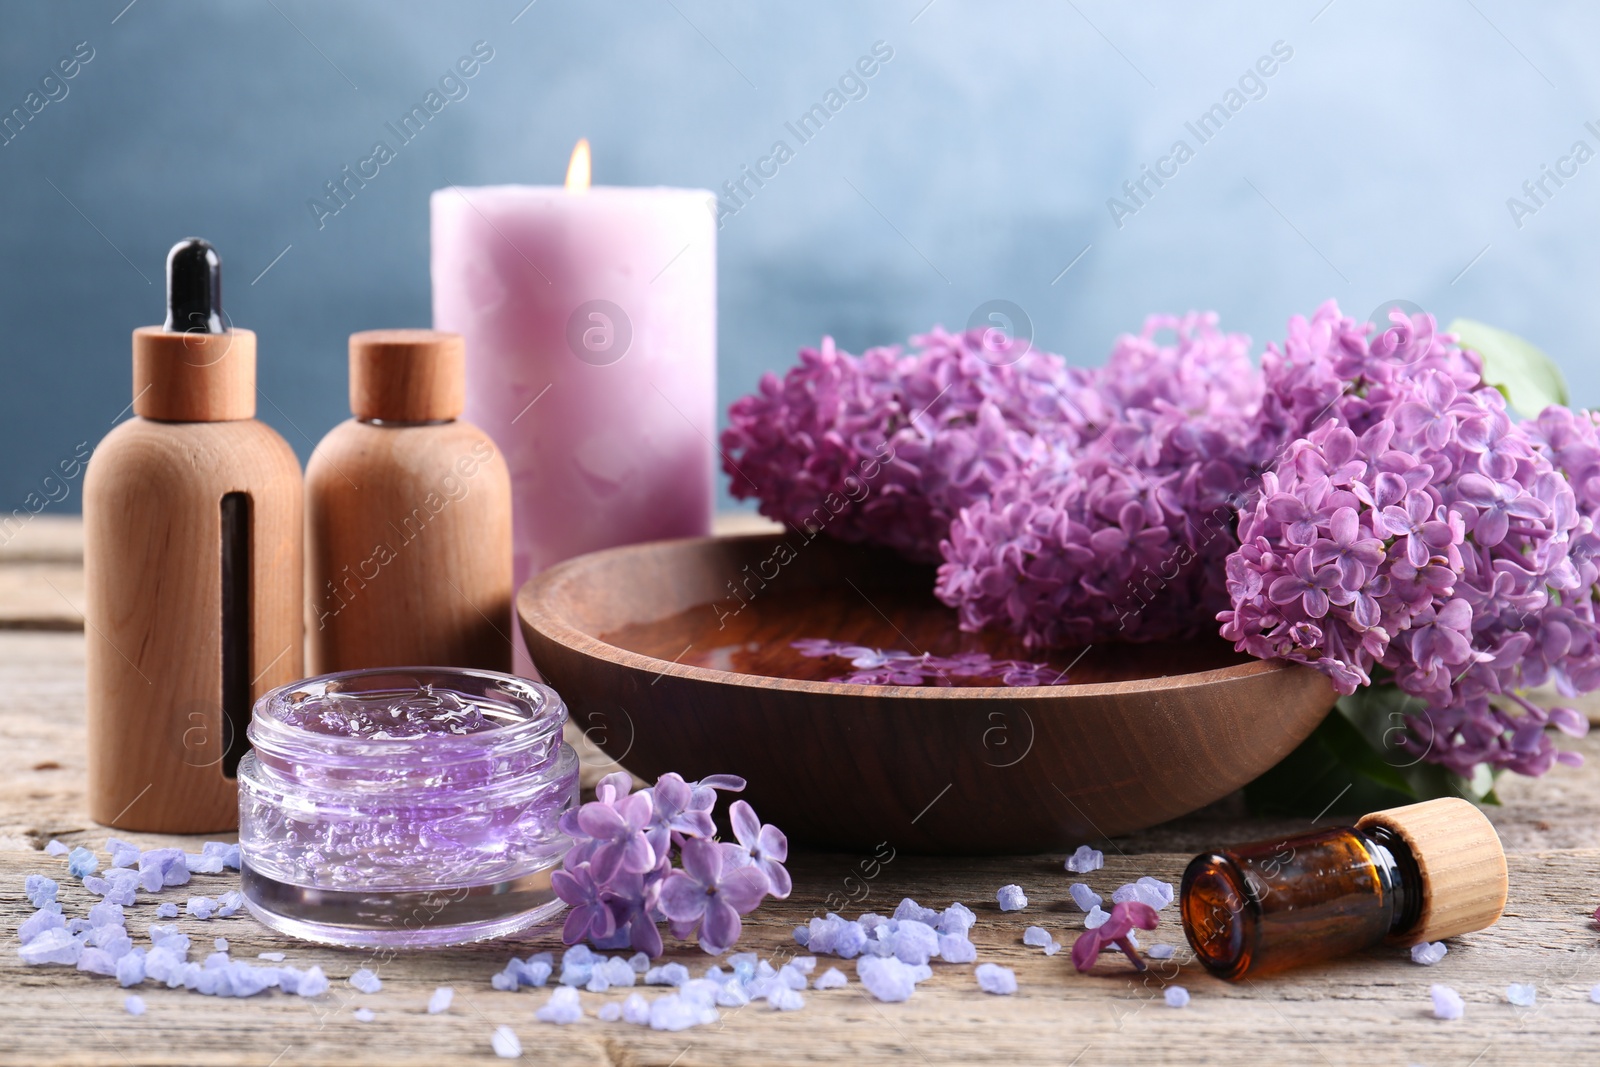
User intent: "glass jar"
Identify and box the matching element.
[237,667,576,948]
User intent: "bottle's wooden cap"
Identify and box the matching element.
[1357,797,1508,944]
[132,326,256,422]
[349,329,464,422]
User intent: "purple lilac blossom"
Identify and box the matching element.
[1220,301,1597,776]
[1070,901,1160,973]
[791,639,1063,687]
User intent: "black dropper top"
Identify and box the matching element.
[163,238,224,334]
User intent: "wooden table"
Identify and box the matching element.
[4,516,1599,1066]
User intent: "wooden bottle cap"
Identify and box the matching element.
[1357,797,1508,944]
[132,326,256,421]
[349,329,465,422]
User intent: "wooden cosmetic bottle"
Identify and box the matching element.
[84,238,304,832]
[305,329,512,673]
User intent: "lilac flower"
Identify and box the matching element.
[657,838,769,955]
[551,863,617,946]
[728,801,792,898]
[576,789,656,883]
[792,639,1064,687]
[1070,902,1160,973]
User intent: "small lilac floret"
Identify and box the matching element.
[124,994,146,1016]
[186,896,218,920]
[1065,845,1104,873]
[67,846,98,878]
[19,926,82,965]
[26,874,58,908]
[19,907,66,944]
[996,884,1027,912]
[427,986,453,1014]
[1165,985,1190,1008]
[1148,944,1175,960]
[815,966,849,990]
[348,968,382,994]
[490,1025,521,1058]
[1068,883,1101,913]
[45,839,69,856]
[1431,984,1465,1020]
[857,956,927,1003]
[1411,941,1448,966]
[975,963,1017,995]
[1507,983,1537,1007]
[536,985,583,1024]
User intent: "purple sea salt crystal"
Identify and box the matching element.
[45,839,69,856]
[649,992,717,1031]
[597,1001,623,1022]
[124,995,146,1016]
[1083,906,1110,930]
[1068,883,1102,913]
[893,898,941,926]
[25,875,57,908]
[258,952,285,962]
[815,967,848,990]
[857,956,928,1003]
[352,1008,375,1022]
[155,903,178,919]
[889,920,940,966]
[348,968,382,994]
[1165,986,1190,1008]
[535,985,583,1024]
[186,896,218,920]
[767,984,805,1011]
[19,926,82,965]
[490,1025,522,1058]
[94,868,139,906]
[938,933,977,963]
[975,963,1017,995]
[1431,984,1465,1020]
[428,987,454,1013]
[1022,926,1054,949]
[185,851,225,875]
[793,925,810,947]
[67,846,98,878]
[996,884,1027,912]
[1507,983,1537,1007]
[286,965,330,997]
[622,992,651,1024]
[19,907,65,944]
[1071,902,1160,973]
[644,962,690,987]
[106,838,140,869]
[138,849,188,892]
[88,901,124,928]
[77,947,118,976]
[1111,877,1175,911]
[937,902,976,935]
[1065,846,1104,874]
[116,950,145,987]
[1411,942,1448,966]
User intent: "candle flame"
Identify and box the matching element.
[565,138,591,193]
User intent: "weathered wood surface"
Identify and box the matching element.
[2,519,1599,1065]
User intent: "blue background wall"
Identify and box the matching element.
[3,0,1598,516]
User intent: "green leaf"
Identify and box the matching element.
[1244,683,1492,817]
[1448,318,1569,418]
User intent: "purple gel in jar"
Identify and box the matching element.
[237,668,576,948]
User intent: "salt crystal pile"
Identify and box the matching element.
[535,985,584,1024]
[796,897,979,972]
[858,956,932,1002]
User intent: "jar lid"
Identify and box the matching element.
[349,329,465,422]
[1357,797,1508,944]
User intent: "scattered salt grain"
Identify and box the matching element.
[88,901,124,928]
[938,933,977,963]
[622,992,651,1024]
[1022,926,1054,949]
[1068,882,1101,913]
[996,884,1028,912]
[894,898,942,926]
[292,965,330,997]
[186,896,218,920]
[45,839,69,856]
[258,952,285,962]
[1112,877,1174,910]
[215,890,244,917]
[137,849,189,891]
[25,874,58,908]
[491,1024,522,1058]
[428,986,454,1014]
[628,952,650,974]
[858,956,928,1003]
[1084,905,1110,930]
[889,919,940,965]
[19,907,65,944]
[107,838,141,869]
[815,967,848,990]
[67,846,99,878]
[1165,985,1190,1007]
[349,968,383,994]
[155,902,178,918]
[975,963,1017,995]
[768,984,805,1011]
[1065,845,1104,873]
[78,948,118,976]
[536,985,583,1024]
[644,962,690,987]
[18,926,82,965]
[1410,942,1447,966]
[1430,984,1465,1020]
[353,1008,375,1022]
[124,994,146,1016]
[938,902,976,936]
[1589,984,1600,1005]
[185,851,225,875]
[116,951,146,987]
[1507,983,1537,1007]
[1148,944,1175,960]
[597,1001,623,1021]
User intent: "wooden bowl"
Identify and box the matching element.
[518,534,1336,854]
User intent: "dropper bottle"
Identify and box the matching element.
[84,238,303,832]
[1180,798,1508,979]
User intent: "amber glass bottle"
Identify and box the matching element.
[1180,798,1508,980]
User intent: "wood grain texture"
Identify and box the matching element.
[83,417,303,832]
[348,329,465,423]
[305,418,512,673]
[132,327,257,422]
[519,534,1340,853]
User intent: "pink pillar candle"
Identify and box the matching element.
[430,180,717,624]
